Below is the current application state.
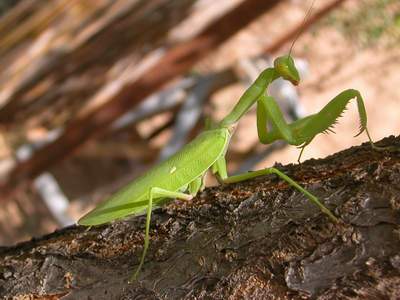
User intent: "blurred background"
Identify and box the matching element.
[0,0,399,246]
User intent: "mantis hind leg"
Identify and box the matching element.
[131,187,193,281]
[222,167,338,222]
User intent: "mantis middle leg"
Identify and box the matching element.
[212,156,338,222]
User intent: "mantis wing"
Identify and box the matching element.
[78,128,230,225]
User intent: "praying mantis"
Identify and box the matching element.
[78,52,385,280]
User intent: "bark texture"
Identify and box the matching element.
[1,136,399,299]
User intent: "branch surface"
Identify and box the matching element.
[1,136,399,299]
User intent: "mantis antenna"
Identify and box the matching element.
[288,0,317,57]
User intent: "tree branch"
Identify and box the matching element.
[1,136,399,299]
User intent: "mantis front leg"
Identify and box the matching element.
[256,89,390,162]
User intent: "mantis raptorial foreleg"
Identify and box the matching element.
[132,187,193,281]
[254,89,388,163]
[256,94,294,144]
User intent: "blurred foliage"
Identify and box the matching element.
[326,0,400,48]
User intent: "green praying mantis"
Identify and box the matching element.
[78,52,386,280]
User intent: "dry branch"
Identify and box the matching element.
[1,136,399,299]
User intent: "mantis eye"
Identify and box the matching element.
[273,55,300,85]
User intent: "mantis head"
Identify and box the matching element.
[273,55,300,85]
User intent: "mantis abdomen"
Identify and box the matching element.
[79,128,230,226]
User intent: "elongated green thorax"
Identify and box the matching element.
[220,68,278,127]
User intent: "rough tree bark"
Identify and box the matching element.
[1,136,399,299]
